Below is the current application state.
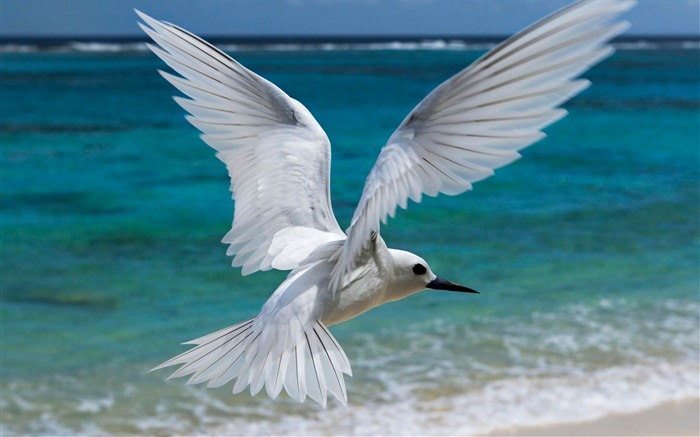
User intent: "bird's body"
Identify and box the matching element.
[139,0,635,407]
[298,238,432,327]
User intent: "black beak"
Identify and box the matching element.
[426,277,479,294]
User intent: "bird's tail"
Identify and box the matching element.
[150,317,352,407]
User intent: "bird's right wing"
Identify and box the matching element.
[331,0,635,290]
[137,11,345,275]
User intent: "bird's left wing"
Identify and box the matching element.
[137,11,345,275]
[331,0,635,290]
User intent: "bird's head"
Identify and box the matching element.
[387,249,479,301]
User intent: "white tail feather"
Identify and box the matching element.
[151,318,351,407]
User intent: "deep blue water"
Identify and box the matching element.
[1,44,698,435]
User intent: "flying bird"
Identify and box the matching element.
[139,0,635,407]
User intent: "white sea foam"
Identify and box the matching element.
[1,38,698,54]
[0,42,149,53]
[198,297,699,435]
[681,40,700,49]
[612,39,700,50]
[5,296,696,436]
[0,44,38,53]
[76,395,114,413]
[159,39,495,53]
[66,42,148,53]
[3,355,697,436]
[195,362,698,436]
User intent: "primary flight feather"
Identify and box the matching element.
[140,0,635,407]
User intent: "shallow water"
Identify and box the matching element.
[1,43,699,435]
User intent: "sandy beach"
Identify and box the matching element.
[488,399,700,437]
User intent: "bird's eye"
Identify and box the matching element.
[412,264,426,275]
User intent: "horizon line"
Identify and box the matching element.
[1,33,699,42]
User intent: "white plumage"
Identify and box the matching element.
[140,0,635,407]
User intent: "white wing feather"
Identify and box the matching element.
[137,11,344,275]
[331,0,635,290]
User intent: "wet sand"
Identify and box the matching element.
[488,398,700,437]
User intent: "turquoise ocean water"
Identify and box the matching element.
[1,39,699,435]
